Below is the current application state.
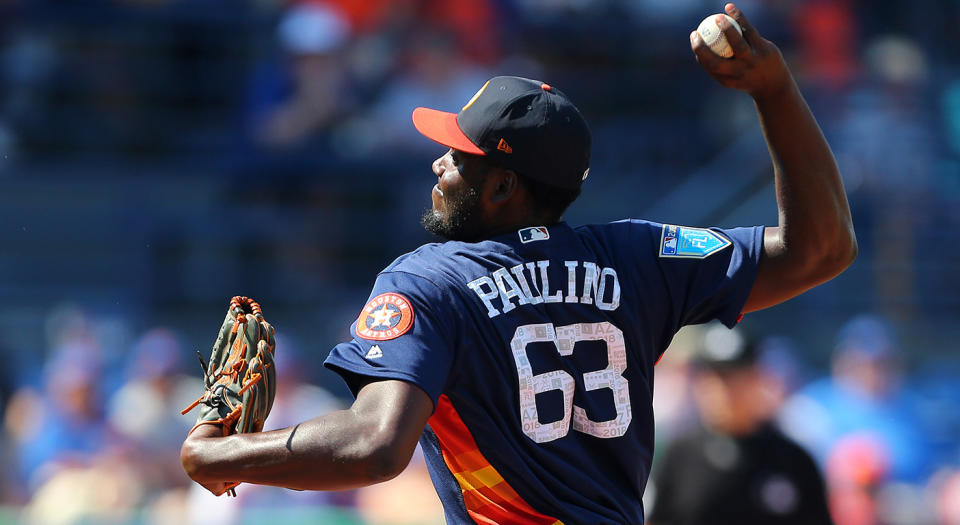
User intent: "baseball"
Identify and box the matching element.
[697,14,742,58]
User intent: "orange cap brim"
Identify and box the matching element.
[412,107,485,155]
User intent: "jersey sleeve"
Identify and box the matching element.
[644,221,764,329]
[324,270,456,408]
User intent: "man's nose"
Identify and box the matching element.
[432,156,444,177]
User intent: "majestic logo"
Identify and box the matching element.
[355,293,415,341]
[365,345,383,359]
[659,224,731,258]
[519,226,549,243]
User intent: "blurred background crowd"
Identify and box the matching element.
[0,0,957,523]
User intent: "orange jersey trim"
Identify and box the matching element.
[429,395,563,525]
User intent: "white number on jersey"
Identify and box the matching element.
[510,322,632,443]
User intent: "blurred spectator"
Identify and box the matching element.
[323,0,400,33]
[327,0,499,61]
[107,328,200,490]
[935,470,960,525]
[832,35,937,193]
[649,327,699,447]
[824,433,890,525]
[778,315,938,525]
[21,450,144,525]
[334,26,492,157]
[910,357,960,475]
[0,27,60,162]
[755,335,813,404]
[230,0,364,205]
[10,319,118,490]
[417,0,500,65]
[245,2,356,153]
[779,315,933,484]
[792,0,858,93]
[647,324,832,525]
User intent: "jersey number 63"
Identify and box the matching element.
[511,322,632,443]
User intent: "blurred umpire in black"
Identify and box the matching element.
[647,324,833,525]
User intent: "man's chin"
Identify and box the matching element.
[420,210,451,240]
[420,186,482,241]
[420,209,478,242]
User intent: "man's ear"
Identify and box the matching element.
[489,169,519,204]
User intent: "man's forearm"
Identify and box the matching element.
[182,409,404,491]
[754,77,857,274]
[181,379,435,494]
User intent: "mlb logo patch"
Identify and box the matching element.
[659,224,731,259]
[519,226,549,243]
[662,225,679,255]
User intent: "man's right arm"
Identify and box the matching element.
[690,3,857,314]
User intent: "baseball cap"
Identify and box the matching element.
[412,76,592,190]
[278,3,350,55]
[834,314,896,360]
[692,324,758,371]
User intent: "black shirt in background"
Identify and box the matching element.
[647,423,833,525]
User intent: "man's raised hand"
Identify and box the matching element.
[690,3,792,101]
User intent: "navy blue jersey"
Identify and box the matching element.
[325,219,764,524]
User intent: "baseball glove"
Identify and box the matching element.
[182,296,277,495]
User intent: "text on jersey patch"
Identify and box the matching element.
[659,224,731,259]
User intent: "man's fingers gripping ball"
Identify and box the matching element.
[696,13,742,58]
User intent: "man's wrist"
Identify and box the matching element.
[750,72,797,106]
[189,422,226,438]
[747,52,795,104]
[187,420,227,438]
[181,424,224,479]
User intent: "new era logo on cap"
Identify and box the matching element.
[412,76,591,190]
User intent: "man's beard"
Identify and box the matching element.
[421,185,483,241]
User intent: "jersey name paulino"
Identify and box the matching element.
[467,258,621,318]
[325,219,763,524]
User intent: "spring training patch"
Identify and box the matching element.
[659,224,732,259]
[356,293,415,341]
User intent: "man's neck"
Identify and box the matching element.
[482,218,562,240]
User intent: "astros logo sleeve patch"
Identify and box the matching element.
[356,293,415,341]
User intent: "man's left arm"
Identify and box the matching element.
[181,379,434,494]
[691,3,857,313]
